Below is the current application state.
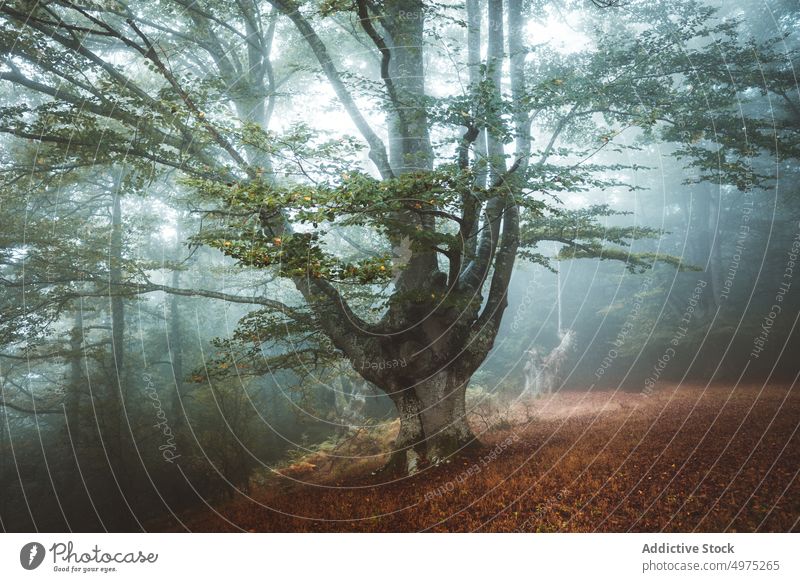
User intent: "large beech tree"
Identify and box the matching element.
[1,0,793,473]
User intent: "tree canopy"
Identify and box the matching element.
[1,0,797,485]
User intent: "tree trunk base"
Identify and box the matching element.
[377,430,483,476]
[377,370,481,475]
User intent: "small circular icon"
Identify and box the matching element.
[20,542,46,570]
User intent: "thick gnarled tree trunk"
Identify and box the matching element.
[270,0,519,475]
[384,368,477,474]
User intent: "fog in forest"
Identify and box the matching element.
[0,0,798,533]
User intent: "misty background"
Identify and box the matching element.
[0,0,798,531]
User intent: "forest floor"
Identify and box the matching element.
[161,384,799,532]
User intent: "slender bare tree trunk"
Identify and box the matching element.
[109,184,125,459]
[66,310,84,444]
[169,231,185,438]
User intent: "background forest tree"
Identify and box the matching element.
[0,0,798,530]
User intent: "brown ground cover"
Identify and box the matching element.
[159,384,800,532]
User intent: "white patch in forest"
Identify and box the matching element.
[526,10,591,55]
[523,329,576,397]
[407,450,420,475]
[159,225,177,241]
[392,237,413,284]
